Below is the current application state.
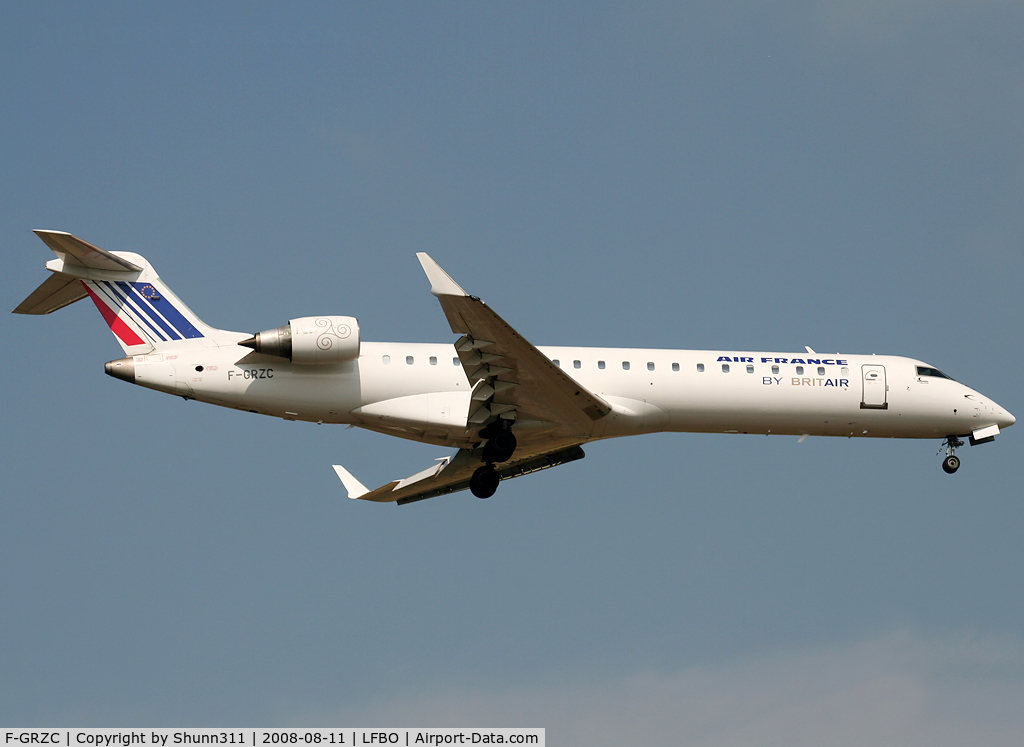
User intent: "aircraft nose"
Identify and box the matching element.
[973,389,1015,430]
[987,396,1016,429]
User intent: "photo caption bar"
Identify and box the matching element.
[1,730,543,747]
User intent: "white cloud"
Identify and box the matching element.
[293,631,1024,746]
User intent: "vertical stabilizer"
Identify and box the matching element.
[15,230,241,355]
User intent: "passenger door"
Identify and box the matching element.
[861,364,888,409]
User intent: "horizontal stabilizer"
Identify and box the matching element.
[13,273,88,315]
[33,230,142,272]
[15,230,145,315]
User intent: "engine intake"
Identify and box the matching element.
[240,316,360,364]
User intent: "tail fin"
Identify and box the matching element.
[15,230,233,355]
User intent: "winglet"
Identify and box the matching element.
[332,464,370,499]
[416,253,468,297]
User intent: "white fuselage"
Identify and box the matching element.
[21,235,1013,499]
[125,341,1014,448]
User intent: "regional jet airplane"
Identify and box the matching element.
[15,231,1015,504]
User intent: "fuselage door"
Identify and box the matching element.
[861,364,888,409]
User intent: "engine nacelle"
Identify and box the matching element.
[241,316,360,364]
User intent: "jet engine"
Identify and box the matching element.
[240,316,360,364]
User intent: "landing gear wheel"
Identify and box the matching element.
[482,429,517,463]
[470,465,500,498]
[940,436,964,474]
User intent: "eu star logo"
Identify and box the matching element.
[140,284,162,301]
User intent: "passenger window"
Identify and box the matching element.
[841,367,849,376]
[796,366,804,375]
[817,366,825,376]
[772,365,779,375]
[429,356,437,366]
[746,365,754,374]
[553,359,560,367]
[722,364,730,373]
[622,361,630,370]
[598,361,606,370]
[382,355,391,364]
[406,356,414,365]
[453,357,460,366]
[574,360,581,369]
[672,363,679,372]
[647,362,655,371]
[697,363,705,372]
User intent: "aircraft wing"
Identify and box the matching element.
[334,442,586,505]
[416,253,611,437]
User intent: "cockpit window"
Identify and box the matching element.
[916,366,954,380]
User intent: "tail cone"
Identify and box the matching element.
[104,357,135,383]
[239,325,292,359]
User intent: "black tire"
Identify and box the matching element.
[482,429,517,463]
[470,465,500,498]
[942,455,960,474]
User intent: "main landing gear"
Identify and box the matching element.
[940,436,964,474]
[470,464,500,499]
[471,422,517,499]
[481,422,517,463]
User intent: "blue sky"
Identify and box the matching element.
[3,2,1023,741]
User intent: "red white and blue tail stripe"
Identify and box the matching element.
[81,277,209,353]
[83,279,205,346]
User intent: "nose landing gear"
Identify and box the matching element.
[940,436,964,474]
